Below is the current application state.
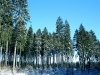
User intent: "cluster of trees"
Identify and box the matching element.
[73,25,100,69]
[0,0,29,70]
[0,0,100,70]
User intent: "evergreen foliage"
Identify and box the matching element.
[0,0,99,70]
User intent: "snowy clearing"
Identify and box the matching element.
[0,68,100,75]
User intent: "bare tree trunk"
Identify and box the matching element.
[53,53,55,68]
[61,52,64,68]
[49,54,51,68]
[5,41,8,66]
[38,54,39,68]
[19,43,21,68]
[0,46,2,69]
[13,41,17,72]
[16,49,18,68]
[65,54,68,69]
[46,54,49,69]
[41,55,44,69]
[56,53,59,68]
[36,53,38,69]
[15,55,17,68]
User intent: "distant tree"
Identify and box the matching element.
[47,33,54,68]
[52,32,58,68]
[88,30,99,61]
[41,27,50,69]
[35,29,42,69]
[78,24,87,69]
[63,20,73,68]
[74,24,91,69]
[95,40,100,61]
[73,29,79,51]
[56,16,63,68]
[32,33,37,68]
[25,26,33,65]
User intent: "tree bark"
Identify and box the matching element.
[13,41,17,72]
[49,54,51,68]
[61,52,64,68]
[41,55,44,69]
[46,54,49,69]
[36,52,38,69]
[19,43,21,68]
[0,46,2,69]
[53,53,55,68]
[5,41,8,66]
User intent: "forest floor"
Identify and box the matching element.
[0,66,100,75]
[0,66,25,75]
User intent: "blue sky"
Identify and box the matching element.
[27,0,100,40]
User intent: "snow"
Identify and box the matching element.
[0,68,100,75]
[0,70,25,75]
[0,68,25,75]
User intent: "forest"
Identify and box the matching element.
[0,0,100,73]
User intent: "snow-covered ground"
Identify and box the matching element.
[0,68,25,75]
[0,67,100,75]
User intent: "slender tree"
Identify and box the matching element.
[56,16,63,68]
[63,20,73,68]
[35,29,42,69]
[0,1,4,68]
[12,0,30,71]
[25,26,33,66]
[41,27,50,69]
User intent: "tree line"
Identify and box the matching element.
[0,0,100,70]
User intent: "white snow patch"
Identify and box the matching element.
[0,68,26,75]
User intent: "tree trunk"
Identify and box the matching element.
[83,50,85,70]
[53,53,55,68]
[41,55,44,69]
[67,55,69,68]
[61,52,63,68]
[38,54,39,68]
[16,49,18,68]
[19,43,21,68]
[83,57,85,70]
[49,54,51,68]
[13,41,17,72]
[36,53,38,69]
[47,54,49,69]
[0,46,2,69]
[65,54,68,69]
[56,53,58,68]
[5,41,8,66]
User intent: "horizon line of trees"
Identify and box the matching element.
[0,0,100,70]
